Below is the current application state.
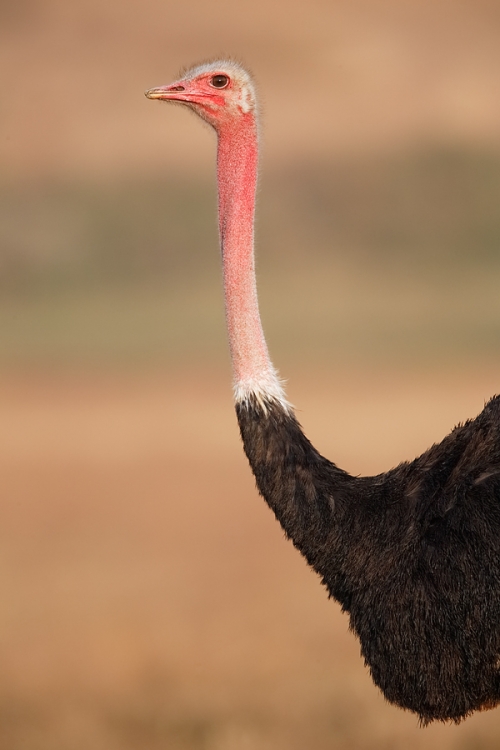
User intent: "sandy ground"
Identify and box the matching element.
[1,365,500,748]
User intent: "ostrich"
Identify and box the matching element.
[146,60,500,724]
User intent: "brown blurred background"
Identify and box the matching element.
[1,1,500,748]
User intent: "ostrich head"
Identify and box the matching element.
[145,60,257,131]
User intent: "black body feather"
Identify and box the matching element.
[236,394,500,723]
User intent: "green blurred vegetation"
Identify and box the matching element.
[270,147,500,268]
[1,146,500,367]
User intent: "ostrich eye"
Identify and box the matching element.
[211,74,229,89]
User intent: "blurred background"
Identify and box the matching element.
[1,0,500,747]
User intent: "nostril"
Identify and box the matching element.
[169,85,185,91]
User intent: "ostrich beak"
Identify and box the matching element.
[145,85,187,101]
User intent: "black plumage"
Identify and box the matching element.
[236,394,500,723]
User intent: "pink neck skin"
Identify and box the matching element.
[216,112,287,406]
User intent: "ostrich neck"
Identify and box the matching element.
[217,113,287,407]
